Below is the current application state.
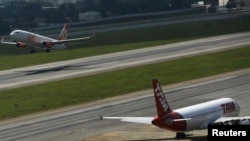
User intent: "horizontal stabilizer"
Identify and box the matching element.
[173,118,192,122]
[100,116,154,124]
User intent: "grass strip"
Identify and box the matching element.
[0,46,249,120]
[0,18,250,70]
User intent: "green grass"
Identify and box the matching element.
[0,17,250,70]
[0,46,249,120]
[0,16,250,120]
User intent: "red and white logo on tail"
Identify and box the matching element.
[57,23,68,40]
[152,79,187,132]
[152,79,172,116]
[100,79,250,139]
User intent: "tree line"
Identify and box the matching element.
[0,0,238,34]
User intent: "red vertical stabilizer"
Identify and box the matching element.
[152,79,172,117]
[57,23,68,40]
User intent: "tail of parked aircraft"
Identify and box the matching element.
[152,79,172,117]
[57,23,68,40]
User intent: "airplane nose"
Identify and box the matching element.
[10,32,14,37]
[10,32,14,38]
[10,32,17,40]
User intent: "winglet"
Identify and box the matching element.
[1,36,4,43]
[91,31,96,38]
[100,115,103,121]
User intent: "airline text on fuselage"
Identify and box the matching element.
[221,102,235,114]
[27,34,36,43]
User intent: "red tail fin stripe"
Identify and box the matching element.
[57,23,68,40]
[155,83,168,112]
[152,79,172,117]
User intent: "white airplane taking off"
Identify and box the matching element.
[100,79,250,139]
[1,23,95,53]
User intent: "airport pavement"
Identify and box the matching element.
[0,68,249,141]
[83,124,207,141]
[0,32,250,91]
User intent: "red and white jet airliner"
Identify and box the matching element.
[100,79,250,139]
[1,23,95,53]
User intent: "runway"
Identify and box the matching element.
[0,69,249,141]
[0,10,249,141]
[0,31,250,91]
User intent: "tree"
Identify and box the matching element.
[75,0,99,13]
[58,3,78,22]
[99,0,120,17]
[21,2,42,23]
[42,8,61,24]
[0,20,11,34]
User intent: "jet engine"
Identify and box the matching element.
[16,42,26,48]
[238,119,250,125]
[42,41,53,48]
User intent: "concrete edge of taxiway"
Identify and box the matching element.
[0,68,249,126]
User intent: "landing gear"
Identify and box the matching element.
[176,132,186,139]
[45,48,50,53]
[30,47,35,53]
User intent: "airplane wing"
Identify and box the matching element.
[51,32,95,45]
[1,41,17,45]
[214,116,250,124]
[1,36,16,45]
[100,116,154,124]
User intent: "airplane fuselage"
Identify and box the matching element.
[1,23,94,53]
[101,79,249,139]
[152,98,240,132]
[10,30,67,50]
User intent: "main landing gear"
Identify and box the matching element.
[30,47,51,53]
[45,48,51,53]
[176,132,186,139]
[30,47,35,53]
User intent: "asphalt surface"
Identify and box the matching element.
[0,11,249,141]
[0,69,249,141]
[0,31,250,91]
